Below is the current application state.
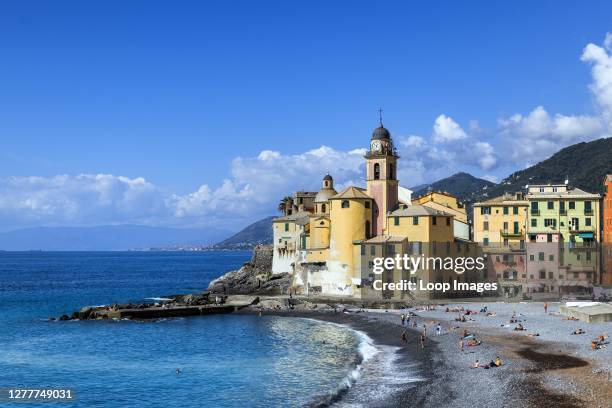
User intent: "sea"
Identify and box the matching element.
[0,251,416,407]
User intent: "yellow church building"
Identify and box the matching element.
[272,120,485,299]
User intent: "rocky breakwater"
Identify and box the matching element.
[208,245,291,295]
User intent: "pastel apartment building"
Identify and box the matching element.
[473,192,528,298]
[603,175,612,285]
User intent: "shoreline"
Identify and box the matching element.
[241,302,610,408]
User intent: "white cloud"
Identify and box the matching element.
[497,33,612,166]
[498,106,604,164]
[0,145,371,231]
[474,142,497,170]
[581,32,612,124]
[433,114,468,143]
[399,135,427,150]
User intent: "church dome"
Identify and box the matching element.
[372,125,390,140]
[315,188,337,203]
[323,174,333,181]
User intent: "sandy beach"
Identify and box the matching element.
[248,301,611,408]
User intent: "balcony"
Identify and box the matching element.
[569,242,597,251]
[500,229,524,238]
[569,225,595,234]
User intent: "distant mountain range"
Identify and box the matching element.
[0,225,231,251]
[412,172,495,201]
[478,137,612,200]
[214,216,275,250]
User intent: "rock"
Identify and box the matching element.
[58,314,70,321]
[208,245,288,295]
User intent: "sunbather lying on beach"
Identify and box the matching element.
[486,312,497,316]
[571,328,585,335]
[591,340,602,350]
[592,334,609,349]
[565,316,579,321]
[514,324,525,331]
[471,359,481,368]
[466,338,481,346]
[527,333,540,337]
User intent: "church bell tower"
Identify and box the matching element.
[365,112,399,235]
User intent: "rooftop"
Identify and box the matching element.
[527,186,600,199]
[389,204,454,217]
[473,192,528,206]
[273,211,311,223]
[362,235,407,244]
[330,186,371,200]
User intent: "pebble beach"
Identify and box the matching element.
[253,301,611,408]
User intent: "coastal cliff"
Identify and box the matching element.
[208,245,291,295]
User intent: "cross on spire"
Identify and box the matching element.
[378,107,384,126]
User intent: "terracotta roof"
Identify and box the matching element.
[330,186,372,200]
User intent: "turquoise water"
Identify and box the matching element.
[0,252,364,407]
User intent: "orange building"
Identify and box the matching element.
[603,174,612,285]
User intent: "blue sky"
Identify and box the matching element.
[1,1,612,232]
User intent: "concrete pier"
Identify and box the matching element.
[85,295,259,320]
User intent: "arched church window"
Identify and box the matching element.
[389,164,395,180]
[365,201,370,209]
[374,163,380,180]
[321,203,326,213]
[342,200,350,208]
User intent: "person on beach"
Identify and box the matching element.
[544,302,548,314]
[459,338,464,352]
[495,356,503,366]
[401,329,408,344]
[401,314,406,326]
[436,323,442,335]
[471,360,480,368]
[420,333,426,349]
[572,328,585,335]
